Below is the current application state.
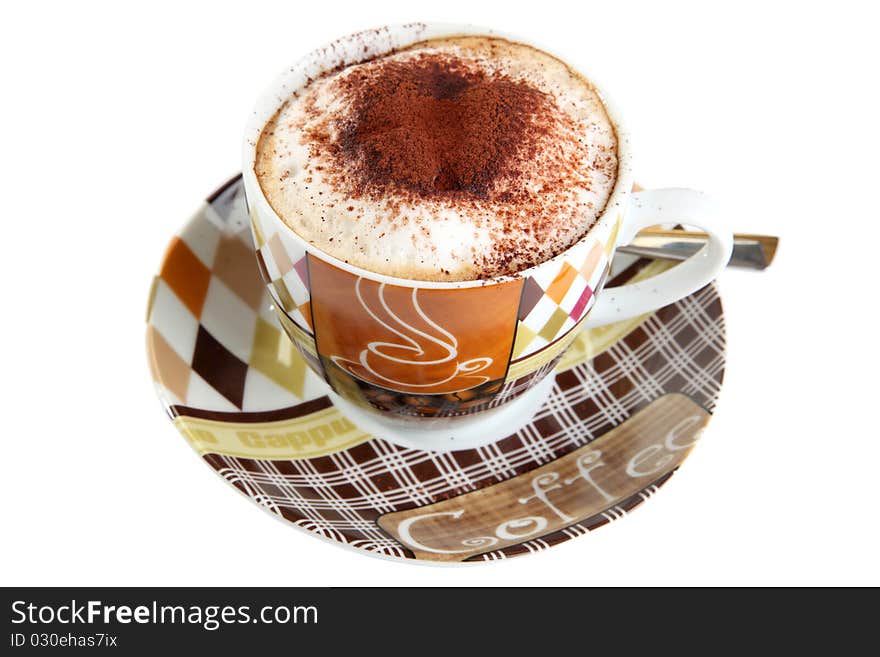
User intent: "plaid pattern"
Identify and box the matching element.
[149,176,726,562]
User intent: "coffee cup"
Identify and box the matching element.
[242,23,732,448]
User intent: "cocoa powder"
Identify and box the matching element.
[258,38,620,281]
[324,53,553,199]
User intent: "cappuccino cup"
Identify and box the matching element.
[242,23,732,448]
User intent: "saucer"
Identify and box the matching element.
[146,175,726,563]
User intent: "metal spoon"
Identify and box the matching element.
[620,228,779,270]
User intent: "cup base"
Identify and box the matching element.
[326,372,557,452]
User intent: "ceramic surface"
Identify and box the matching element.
[242,23,732,419]
[146,176,726,563]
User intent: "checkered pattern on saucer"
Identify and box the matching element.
[147,176,324,413]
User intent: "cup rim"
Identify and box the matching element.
[242,21,634,290]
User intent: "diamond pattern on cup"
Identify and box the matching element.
[512,239,609,361]
[604,216,620,259]
[538,307,573,341]
[275,308,323,378]
[569,286,593,319]
[270,277,296,312]
[256,231,313,335]
[545,262,579,304]
[293,255,309,288]
[267,233,295,275]
[511,324,539,361]
[579,240,603,277]
[280,267,309,311]
[297,301,313,331]
[254,249,272,286]
[517,276,544,321]
[258,240,282,282]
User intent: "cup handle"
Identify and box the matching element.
[583,188,734,328]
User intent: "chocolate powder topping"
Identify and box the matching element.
[258,38,619,281]
[328,54,552,199]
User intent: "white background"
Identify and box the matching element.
[1,0,878,586]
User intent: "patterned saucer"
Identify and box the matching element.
[146,175,726,563]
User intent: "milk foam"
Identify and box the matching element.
[255,36,618,281]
